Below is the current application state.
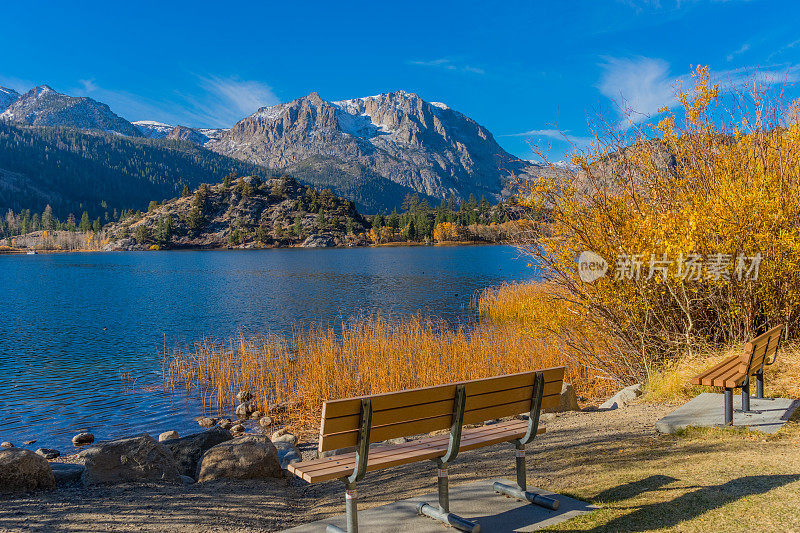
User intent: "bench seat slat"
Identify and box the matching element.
[322,367,565,419]
[690,355,739,385]
[321,381,562,437]
[289,420,541,484]
[320,392,559,451]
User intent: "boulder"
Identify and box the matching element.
[197,435,283,482]
[236,391,253,403]
[51,463,84,486]
[1,442,13,448]
[23,440,36,445]
[259,416,274,429]
[273,440,302,470]
[81,434,180,485]
[161,427,232,479]
[600,384,643,410]
[231,424,245,434]
[218,418,233,430]
[250,410,262,420]
[158,431,179,442]
[544,383,580,413]
[72,433,94,446]
[35,448,61,460]
[0,448,56,493]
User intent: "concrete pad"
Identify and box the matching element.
[656,392,799,434]
[282,479,596,532]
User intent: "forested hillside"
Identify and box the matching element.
[0,123,269,219]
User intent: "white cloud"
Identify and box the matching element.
[70,76,279,128]
[597,56,800,129]
[597,56,678,128]
[727,43,750,62]
[504,128,594,147]
[408,58,485,75]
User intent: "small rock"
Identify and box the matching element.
[539,412,557,423]
[236,391,253,403]
[72,433,94,446]
[51,463,84,486]
[197,417,217,428]
[196,435,283,482]
[1,442,13,448]
[35,448,61,460]
[600,384,643,411]
[218,418,233,429]
[159,431,179,442]
[273,440,302,469]
[384,437,408,446]
[270,428,298,445]
[231,424,245,434]
[250,410,262,420]
[81,434,180,485]
[235,403,250,419]
[258,416,273,428]
[544,383,580,413]
[23,440,36,446]
[0,448,56,493]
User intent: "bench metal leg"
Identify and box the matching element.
[724,388,733,425]
[493,443,559,510]
[326,481,358,533]
[417,464,480,532]
[756,372,764,398]
[741,382,751,412]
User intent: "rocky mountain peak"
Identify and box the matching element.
[0,85,141,137]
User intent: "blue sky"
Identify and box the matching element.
[2,0,799,161]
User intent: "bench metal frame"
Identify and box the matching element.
[325,372,558,533]
[722,330,782,425]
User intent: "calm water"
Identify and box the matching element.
[0,246,536,449]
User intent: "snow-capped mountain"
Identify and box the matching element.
[0,85,142,136]
[133,120,227,146]
[0,87,19,112]
[208,90,538,204]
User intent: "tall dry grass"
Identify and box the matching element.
[166,307,620,432]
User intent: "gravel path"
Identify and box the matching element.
[0,403,675,532]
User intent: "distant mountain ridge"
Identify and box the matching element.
[0,85,141,136]
[0,83,543,214]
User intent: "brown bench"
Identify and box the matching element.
[288,366,566,533]
[691,325,783,425]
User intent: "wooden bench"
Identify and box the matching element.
[288,366,566,533]
[691,325,783,425]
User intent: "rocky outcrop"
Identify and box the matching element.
[600,384,643,410]
[81,434,181,485]
[161,427,233,479]
[0,448,56,494]
[196,435,283,482]
[104,176,368,250]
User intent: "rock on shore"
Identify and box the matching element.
[0,448,55,494]
[81,434,180,485]
[197,435,282,482]
[161,427,232,479]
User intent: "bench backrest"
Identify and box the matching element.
[318,366,565,452]
[740,324,783,375]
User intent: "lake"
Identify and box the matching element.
[0,245,537,450]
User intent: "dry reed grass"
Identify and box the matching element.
[165,306,619,432]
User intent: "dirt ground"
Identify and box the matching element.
[2,401,799,532]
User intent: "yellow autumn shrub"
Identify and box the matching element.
[520,67,800,380]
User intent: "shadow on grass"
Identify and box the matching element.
[569,474,800,532]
